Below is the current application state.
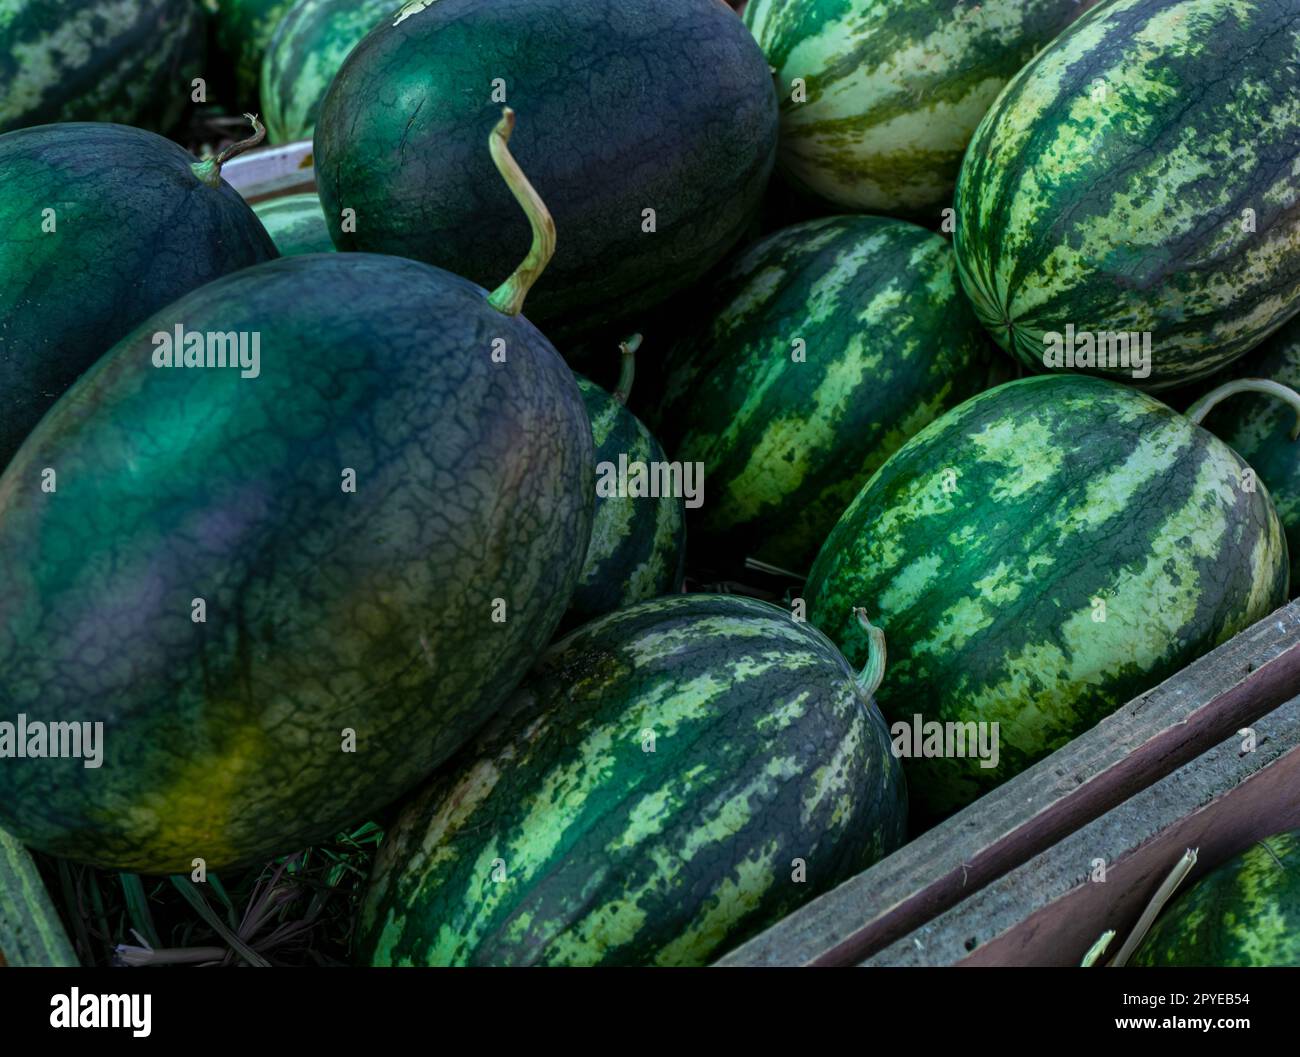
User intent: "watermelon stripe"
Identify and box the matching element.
[251,192,335,256]
[0,0,205,134]
[744,0,1091,215]
[954,0,1300,389]
[358,594,906,967]
[569,376,685,625]
[807,374,1287,818]
[1131,830,1300,966]
[261,0,394,144]
[655,215,991,574]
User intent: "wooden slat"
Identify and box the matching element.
[220,140,316,203]
[718,600,1300,966]
[863,693,1300,966]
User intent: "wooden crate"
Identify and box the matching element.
[720,600,1300,966]
[861,687,1300,966]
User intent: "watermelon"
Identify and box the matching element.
[0,114,595,873]
[1200,319,1300,595]
[954,0,1300,391]
[356,594,907,967]
[0,120,277,471]
[314,0,778,337]
[0,0,205,134]
[806,374,1291,820]
[655,215,993,576]
[261,0,393,144]
[1130,830,1300,966]
[742,0,1091,218]
[252,192,335,256]
[569,339,686,627]
[0,826,76,967]
[203,0,298,106]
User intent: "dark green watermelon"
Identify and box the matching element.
[0,0,205,134]
[356,594,906,966]
[569,344,685,627]
[261,0,394,144]
[655,215,993,576]
[954,0,1300,390]
[0,251,594,873]
[314,0,778,336]
[806,374,1289,820]
[1131,831,1300,966]
[1201,318,1300,595]
[252,192,335,256]
[0,121,277,470]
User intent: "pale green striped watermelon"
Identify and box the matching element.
[357,594,907,966]
[954,0,1300,390]
[743,0,1092,217]
[807,374,1290,819]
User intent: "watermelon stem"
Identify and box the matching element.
[190,114,267,189]
[486,108,557,316]
[1185,378,1300,440]
[852,607,887,701]
[614,334,642,404]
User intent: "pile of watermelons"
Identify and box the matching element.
[2,0,1300,968]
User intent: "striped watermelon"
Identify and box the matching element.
[742,0,1092,217]
[1201,318,1300,596]
[570,342,685,627]
[0,0,205,134]
[1131,831,1300,966]
[261,0,393,144]
[954,0,1300,391]
[0,827,76,966]
[356,594,907,966]
[655,215,993,576]
[204,0,298,106]
[806,374,1290,820]
[252,192,335,256]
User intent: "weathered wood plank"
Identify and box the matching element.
[718,600,1300,967]
[221,140,316,202]
[862,693,1300,966]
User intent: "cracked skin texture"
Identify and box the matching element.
[0,0,205,134]
[1130,830,1300,966]
[954,0,1300,390]
[313,0,778,338]
[0,122,278,470]
[357,594,906,967]
[806,375,1288,821]
[0,253,595,873]
[653,215,992,577]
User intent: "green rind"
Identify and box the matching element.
[0,253,594,873]
[0,0,205,134]
[954,0,1300,390]
[743,0,1089,217]
[314,0,778,336]
[204,0,298,105]
[655,214,993,575]
[806,374,1288,819]
[0,826,77,966]
[252,192,335,256]
[1131,831,1300,967]
[0,122,278,471]
[261,0,393,144]
[569,377,685,626]
[1204,316,1300,595]
[358,593,907,967]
